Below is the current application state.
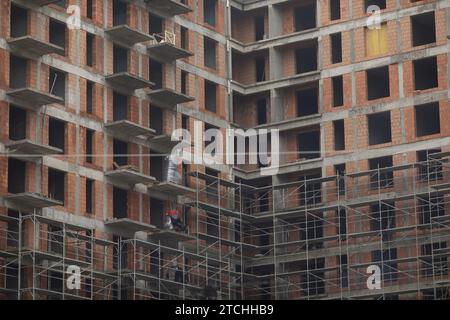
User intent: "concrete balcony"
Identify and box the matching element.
[145,0,191,16]
[104,120,156,140]
[147,88,194,110]
[105,165,157,188]
[105,72,154,93]
[4,192,63,210]
[149,182,194,197]
[5,140,63,159]
[29,0,60,6]
[147,43,192,63]
[105,218,156,236]
[105,25,153,47]
[8,36,65,57]
[148,134,182,154]
[7,88,64,109]
[148,229,195,245]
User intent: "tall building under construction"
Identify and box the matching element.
[0,0,450,300]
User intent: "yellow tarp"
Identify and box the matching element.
[365,23,388,57]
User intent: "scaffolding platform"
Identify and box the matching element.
[7,88,63,108]
[147,43,193,63]
[145,0,192,16]
[105,73,154,92]
[105,25,153,46]
[147,88,194,109]
[5,140,63,158]
[8,36,65,57]
[105,120,156,139]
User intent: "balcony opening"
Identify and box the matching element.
[113,139,128,167]
[330,32,342,64]
[86,178,94,214]
[149,59,163,89]
[297,130,320,160]
[113,45,128,73]
[181,26,188,49]
[294,2,316,32]
[415,102,440,137]
[150,106,163,135]
[10,4,27,38]
[149,13,163,35]
[49,19,66,52]
[8,158,26,194]
[367,66,390,100]
[49,68,66,100]
[369,156,393,189]
[419,195,444,224]
[365,0,386,10]
[150,149,165,182]
[181,71,188,94]
[255,57,266,82]
[368,111,392,145]
[417,149,442,181]
[332,75,343,107]
[333,119,345,151]
[204,37,217,69]
[150,198,164,228]
[205,81,217,113]
[86,33,94,67]
[295,41,318,74]
[86,128,94,164]
[330,0,341,21]
[113,91,128,121]
[9,55,27,89]
[9,105,26,141]
[204,0,216,26]
[86,80,94,114]
[113,0,127,26]
[296,86,318,117]
[414,56,438,90]
[257,99,267,125]
[49,117,66,152]
[48,168,65,204]
[255,15,265,41]
[411,12,435,47]
[113,187,128,219]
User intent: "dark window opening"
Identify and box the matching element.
[113,91,128,121]
[255,57,266,82]
[299,174,322,206]
[415,102,440,137]
[113,139,128,167]
[49,19,66,52]
[417,149,442,181]
[9,105,26,141]
[86,81,94,114]
[411,12,435,47]
[149,13,163,34]
[257,99,267,125]
[255,15,265,41]
[113,187,128,219]
[182,114,189,131]
[8,158,26,194]
[332,75,344,107]
[86,178,93,214]
[301,258,325,296]
[49,117,65,152]
[300,216,323,248]
[335,164,346,196]
[296,42,318,74]
[370,202,396,240]
[205,81,217,113]
[113,0,127,26]
[331,32,342,64]
[10,5,28,38]
[9,55,27,89]
[337,208,347,238]
[414,56,438,90]
[330,0,341,21]
[367,66,390,100]
[149,59,163,89]
[334,119,345,151]
[7,210,19,248]
[86,128,94,164]
[298,130,320,160]
[86,33,94,67]
[421,242,448,276]
[365,0,386,10]
[205,168,219,200]
[368,111,392,145]
[150,149,165,182]
[113,45,128,74]
[369,156,393,189]
[48,168,65,204]
[372,248,397,282]
[204,123,219,156]
[181,71,188,94]
[150,106,163,135]
[49,68,66,100]
[206,213,219,241]
[339,255,348,288]
[294,3,316,32]
[204,37,217,69]
[48,225,63,254]
[297,86,318,117]
[150,198,164,229]
[204,0,216,26]
[181,26,188,49]
[87,0,93,19]
[48,271,63,299]
[419,195,444,225]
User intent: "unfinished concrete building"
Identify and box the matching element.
[0,0,450,300]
